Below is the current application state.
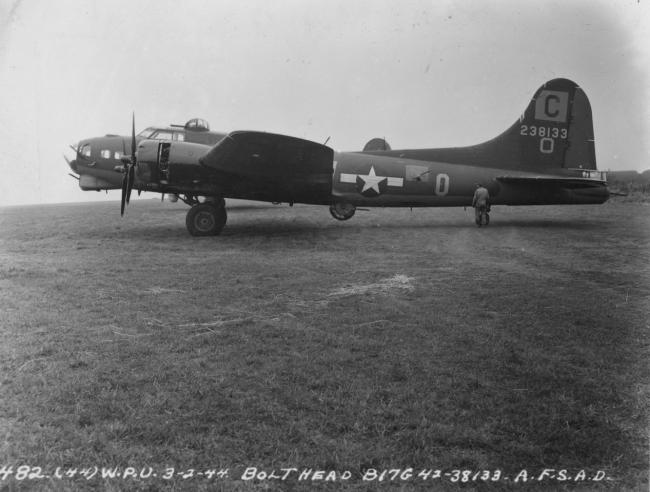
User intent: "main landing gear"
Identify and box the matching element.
[186,199,227,236]
[330,202,356,221]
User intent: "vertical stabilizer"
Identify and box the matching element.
[368,78,598,172]
[516,78,596,171]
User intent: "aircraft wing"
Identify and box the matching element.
[199,131,334,204]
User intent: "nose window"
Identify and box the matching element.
[80,144,91,157]
[100,149,111,159]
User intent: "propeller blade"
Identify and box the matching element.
[126,164,135,204]
[120,112,138,215]
[131,113,136,160]
[120,173,127,216]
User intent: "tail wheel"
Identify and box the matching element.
[186,203,227,236]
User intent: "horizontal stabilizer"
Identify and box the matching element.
[496,176,606,188]
[495,174,609,203]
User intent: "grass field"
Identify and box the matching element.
[0,199,648,491]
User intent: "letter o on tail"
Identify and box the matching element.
[540,137,554,154]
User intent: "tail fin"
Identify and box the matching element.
[463,78,597,171]
[512,78,596,171]
[375,79,597,172]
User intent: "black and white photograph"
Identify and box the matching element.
[0,0,648,489]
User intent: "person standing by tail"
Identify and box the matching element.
[472,184,490,227]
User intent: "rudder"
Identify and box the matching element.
[516,78,596,171]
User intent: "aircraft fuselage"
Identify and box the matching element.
[129,140,608,208]
[331,151,609,207]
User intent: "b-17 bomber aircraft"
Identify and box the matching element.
[71,79,609,235]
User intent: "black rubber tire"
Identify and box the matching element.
[329,202,356,221]
[186,203,227,236]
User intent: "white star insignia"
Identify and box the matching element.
[339,166,404,196]
[359,166,387,193]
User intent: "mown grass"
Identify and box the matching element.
[0,200,648,491]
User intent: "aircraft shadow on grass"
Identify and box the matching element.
[101,214,603,242]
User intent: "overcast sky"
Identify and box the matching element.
[0,0,648,206]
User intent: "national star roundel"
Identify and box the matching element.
[355,165,388,197]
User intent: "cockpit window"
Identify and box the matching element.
[152,131,173,140]
[137,128,155,139]
[80,144,91,157]
[173,132,185,142]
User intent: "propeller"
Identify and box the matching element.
[121,113,137,216]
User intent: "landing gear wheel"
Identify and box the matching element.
[186,203,227,236]
[329,202,356,221]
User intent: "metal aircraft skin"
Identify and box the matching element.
[70,78,610,235]
[66,118,226,193]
